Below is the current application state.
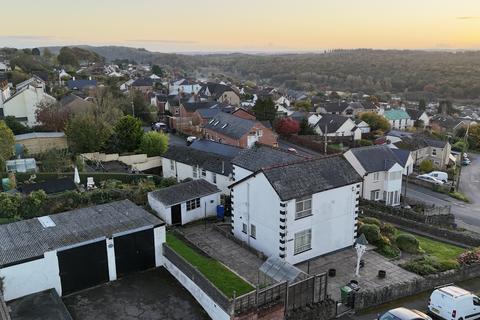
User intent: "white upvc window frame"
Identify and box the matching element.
[294,229,312,255]
[295,196,312,219]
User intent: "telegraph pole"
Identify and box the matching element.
[456,123,470,191]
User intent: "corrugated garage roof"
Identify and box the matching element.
[0,200,164,267]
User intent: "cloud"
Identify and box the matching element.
[126,39,197,44]
[456,16,480,20]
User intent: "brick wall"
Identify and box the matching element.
[233,303,285,320]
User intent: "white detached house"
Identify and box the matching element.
[229,156,362,265]
[344,145,411,206]
[312,114,362,140]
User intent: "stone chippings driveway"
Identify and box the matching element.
[63,268,210,320]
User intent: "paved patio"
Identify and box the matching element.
[296,247,422,301]
[179,223,265,285]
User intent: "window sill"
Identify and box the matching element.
[294,214,313,221]
[294,247,312,256]
[250,236,256,239]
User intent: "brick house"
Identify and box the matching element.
[203,112,277,148]
[231,108,256,120]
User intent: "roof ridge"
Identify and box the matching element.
[261,154,339,171]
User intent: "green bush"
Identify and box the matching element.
[358,224,381,243]
[402,256,458,275]
[419,159,434,173]
[380,223,397,241]
[396,234,421,253]
[358,139,373,146]
[377,245,401,258]
[360,217,381,226]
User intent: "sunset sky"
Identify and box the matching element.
[1,0,480,52]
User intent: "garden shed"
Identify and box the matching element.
[148,179,221,225]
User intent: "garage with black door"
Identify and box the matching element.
[114,229,156,277]
[58,240,110,295]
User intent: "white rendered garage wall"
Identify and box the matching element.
[0,251,61,301]
[154,226,166,266]
[164,258,230,320]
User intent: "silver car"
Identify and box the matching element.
[378,308,432,320]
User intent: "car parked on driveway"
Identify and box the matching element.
[378,307,432,320]
[462,158,471,166]
[416,174,445,185]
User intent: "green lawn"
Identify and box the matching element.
[166,233,254,298]
[399,231,465,262]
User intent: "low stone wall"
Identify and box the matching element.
[355,263,480,311]
[361,200,455,228]
[81,152,162,171]
[362,207,480,247]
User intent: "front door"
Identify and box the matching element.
[171,204,182,225]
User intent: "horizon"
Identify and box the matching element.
[1,0,479,53]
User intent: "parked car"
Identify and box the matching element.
[416,174,445,185]
[186,136,197,145]
[426,171,448,183]
[462,158,471,166]
[428,285,480,320]
[151,122,168,132]
[378,307,431,320]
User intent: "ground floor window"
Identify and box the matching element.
[370,189,380,200]
[294,229,312,255]
[242,223,247,234]
[250,224,256,239]
[186,198,201,211]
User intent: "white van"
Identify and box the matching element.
[428,285,480,320]
[427,171,448,183]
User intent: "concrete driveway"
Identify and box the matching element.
[64,268,209,320]
[405,153,480,232]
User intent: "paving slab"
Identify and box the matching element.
[296,247,422,301]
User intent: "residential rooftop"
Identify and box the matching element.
[232,144,305,172]
[0,200,163,267]
[149,179,220,206]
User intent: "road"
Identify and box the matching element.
[405,153,480,232]
[346,278,480,320]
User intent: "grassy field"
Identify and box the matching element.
[166,233,254,298]
[414,233,465,262]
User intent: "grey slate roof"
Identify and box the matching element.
[190,139,243,158]
[262,156,362,201]
[391,148,411,168]
[203,112,257,139]
[132,78,154,87]
[232,144,306,172]
[321,101,349,113]
[315,114,350,133]
[163,145,235,175]
[0,200,163,267]
[149,179,220,206]
[349,145,403,173]
[394,134,448,150]
[66,79,97,90]
[182,101,218,113]
[15,132,65,141]
[406,108,424,121]
[196,108,222,119]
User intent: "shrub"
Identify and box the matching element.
[419,159,434,173]
[396,234,420,254]
[358,224,381,244]
[358,139,373,146]
[361,217,381,226]
[402,256,458,275]
[139,131,169,156]
[377,245,400,259]
[380,223,397,241]
[458,249,480,266]
[0,193,20,218]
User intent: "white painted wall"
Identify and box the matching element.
[232,172,359,264]
[106,238,117,281]
[0,251,61,301]
[154,226,166,267]
[162,158,232,194]
[148,192,221,225]
[232,165,253,181]
[164,258,230,320]
[3,86,55,127]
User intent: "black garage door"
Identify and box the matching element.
[114,229,155,277]
[58,240,109,295]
